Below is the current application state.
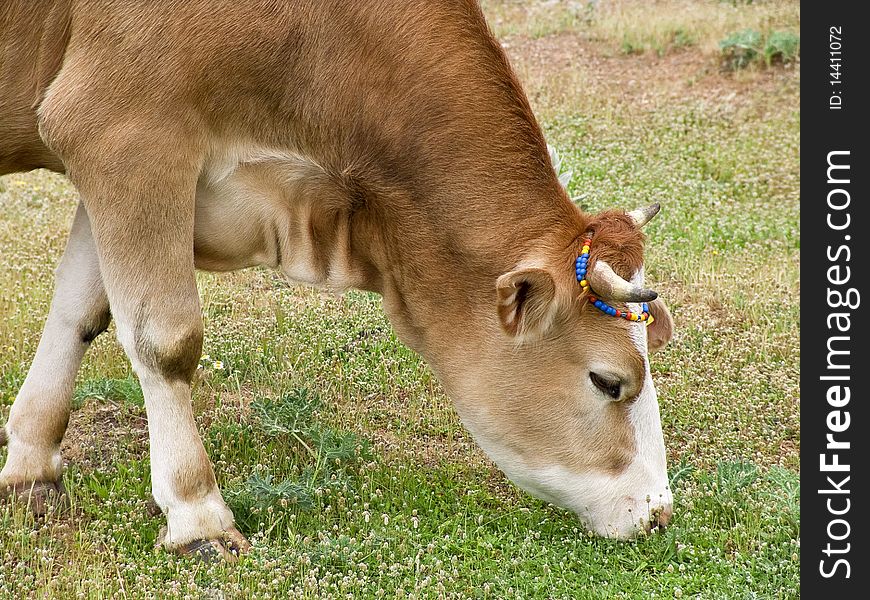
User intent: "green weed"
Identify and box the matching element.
[720,28,799,70]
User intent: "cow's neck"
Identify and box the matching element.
[196,1,589,356]
[202,133,584,362]
[287,13,586,351]
[360,168,582,351]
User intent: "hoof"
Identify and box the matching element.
[157,525,252,563]
[2,480,68,516]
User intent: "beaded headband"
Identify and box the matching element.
[574,237,654,325]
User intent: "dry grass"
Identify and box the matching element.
[483,0,800,56]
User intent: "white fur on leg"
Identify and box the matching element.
[1,204,104,489]
[1,317,83,486]
[158,488,237,547]
[131,369,238,547]
[0,428,63,486]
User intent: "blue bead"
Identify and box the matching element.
[594,301,603,308]
[579,256,588,262]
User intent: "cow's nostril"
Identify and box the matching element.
[590,371,621,400]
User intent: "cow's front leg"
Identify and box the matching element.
[92,193,248,559]
[92,192,248,559]
[39,131,251,559]
[1,202,110,513]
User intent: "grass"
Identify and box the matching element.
[482,0,799,57]
[719,29,800,70]
[1,1,799,598]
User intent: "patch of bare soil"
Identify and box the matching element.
[61,399,148,472]
[503,32,798,114]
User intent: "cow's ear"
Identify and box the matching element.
[647,298,673,353]
[496,268,558,339]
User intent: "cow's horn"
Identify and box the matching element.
[587,260,658,303]
[627,203,661,228]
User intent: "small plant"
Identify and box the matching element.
[548,144,574,190]
[250,387,320,437]
[764,30,800,65]
[620,36,643,55]
[73,376,144,409]
[226,388,372,534]
[720,29,800,70]
[719,28,762,70]
[670,27,696,50]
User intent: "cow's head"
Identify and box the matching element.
[424,204,673,539]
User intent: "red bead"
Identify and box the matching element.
[615,310,621,317]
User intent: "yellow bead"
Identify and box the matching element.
[579,279,587,287]
[581,246,590,254]
[647,315,655,325]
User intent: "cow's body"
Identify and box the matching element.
[1,0,673,554]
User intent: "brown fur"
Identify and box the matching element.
[647,299,674,353]
[582,211,647,281]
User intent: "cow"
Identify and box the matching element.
[1,0,675,559]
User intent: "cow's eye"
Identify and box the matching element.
[590,371,621,400]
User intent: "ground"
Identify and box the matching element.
[1,1,799,598]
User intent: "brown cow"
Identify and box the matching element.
[1,0,674,558]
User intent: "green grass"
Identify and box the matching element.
[1,2,799,597]
[720,29,800,70]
